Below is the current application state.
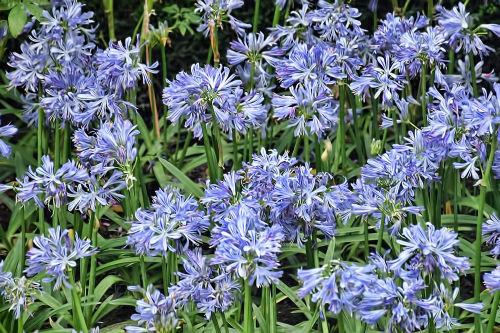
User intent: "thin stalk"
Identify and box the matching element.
[292,136,302,158]
[334,84,347,176]
[160,43,168,151]
[174,122,181,163]
[62,125,70,163]
[486,290,500,333]
[103,0,116,41]
[314,136,322,172]
[209,107,224,175]
[474,128,498,332]
[37,109,45,235]
[17,313,22,333]
[212,314,222,333]
[469,52,479,98]
[71,273,88,333]
[370,89,379,141]
[210,24,220,67]
[392,108,399,144]
[178,131,193,167]
[448,50,455,74]
[201,122,217,183]
[364,221,369,260]
[350,94,365,164]
[304,134,310,163]
[305,235,314,268]
[427,0,433,23]
[233,129,239,170]
[376,214,386,253]
[85,210,99,326]
[372,8,377,31]
[244,281,253,333]
[19,207,25,273]
[252,0,261,33]
[54,119,61,169]
[147,46,160,139]
[270,284,277,333]
[453,169,459,233]
[140,256,148,289]
[220,312,230,333]
[421,64,428,126]
[272,4,281,27]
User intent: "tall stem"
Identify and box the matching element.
[376,214,386,253]
[469,52,479,98]
[103,0,116,41]
[272,4,281,27]
[244,280,253,333]
[334,84,346,175]
[71,273,88,333]
[37,109,45,234]
[147,46,160,139]
[486,290,500,333]
[421,64,428,126]
[160,43,168,152]
[85,210,99,326]
[364,221,369,260]
[201,122,217,183]
[54,119,61,169]
[474,128,497,331]
[252,0,261,33]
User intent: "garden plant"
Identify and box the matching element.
[0,0,499,332]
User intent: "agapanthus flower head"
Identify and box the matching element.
[126,284,178,333]
[74,118,139,184]
[95,36,158,95]
[8,155,89,209]
[307,0,365,41]
[195,0,250,37]
[431,282,483,330]
[297,260,375,315]
[169,248,239,319]
[272,80,338,138]
[484,266,500,292]
[482,212,500,257]
[388,223,470,282]
[211,207,284,287]
[276,42,345,89]
[25,227,97,290]
[227,31,284,70]
[0,118,18,157]
[372,12,428,53]
[127,186,209,257]
[436,2,500,57]
[163,63,243,138]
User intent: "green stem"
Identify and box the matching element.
[140,256,148,289]
[252,0,261,33]
[314,136,322,172]
[174,122,181,163]
[162,256,169,294]
[85,210,99,326]
[212,314,222,333]
[17,312,22,333]
[62,124,70,163]
[71,274,88,333]
[270,284,277,333]
[244,280,253,333]
[486,290,500,333]
[178,131,193,167]
[469,52,479,98]
[19,207,25,273]
[370,89,379,141]
[304,134,310,163]
[474,128,498,332]
[334,84,347,176]
[160,43,168,152]
[103,0,116,41]
[37,109,45,235]
[220,312,230,333]
[421,64,428,126]
[448,50,455,74]
[209,107,224,175]
[305,235,314,268]
[376,214,386,253]
[392,108,399,144]
[233,129,240,170]
[364,221,369,260]
[54,119,61,169]
[201,122,217,183]
[427,0,433,22]
[272,4,281,27]
[292,136,302,158]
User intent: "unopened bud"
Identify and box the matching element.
[324,139,333,153]
[371,139,382,156]
[321,149,328,162]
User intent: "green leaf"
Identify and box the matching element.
[8,4,26,37]
[158,157,204,198]
[275,282,312,320]
[23,2,42,19]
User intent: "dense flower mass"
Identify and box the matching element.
[25,227,97,290]
[2,0,500,331]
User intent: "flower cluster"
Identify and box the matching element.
[25,227,97,290]
[127,186,209,256]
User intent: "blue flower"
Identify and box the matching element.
[169,248,239,319]
[163,64,243,138]
[484,266,500,292]
[25,227,97,290]
[126,284,178,333]
[272,80,338,138]
[0,119,18,157]
[127,186,209,257]
[388,223,471,282]
[211,207,284,287]
[195,0,250,37]
[275,43,345,89]
[227,32,284,70]
[482,213,500,257]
